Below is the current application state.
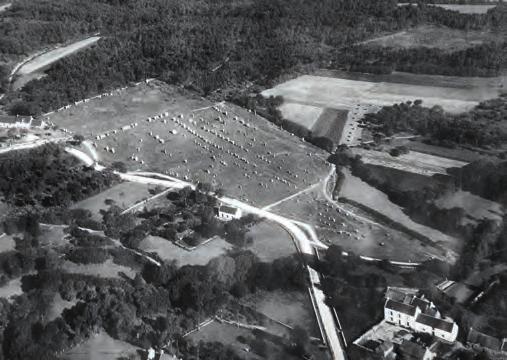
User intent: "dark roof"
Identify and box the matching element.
[424,307,439,318]
[31,118,44,126]
[467,328,501,351]
[411,297,431,312]
[415,314,454,333]
[219,205,238,215]
[385,288,407,302]
[398,340,428,360]
[385,300,417,316]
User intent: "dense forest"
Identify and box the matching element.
[0,144,118,208]
[1,0,506,115]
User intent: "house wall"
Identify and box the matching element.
[384,308,418,328]
[434,324,458,342]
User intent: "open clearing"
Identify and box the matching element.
[39,224,68,247]
[270,184,442,262]
[351,148,468,176]
[431,4,497,13]
[0,3,11,13]
[278,102,323,129]
[316,69,507,91]
[62,258,136,279]
[246,221,296,262]
[72,182,155,220]
[312,108,349,142]
[361,24,502,51]
[139,235,232,267]
[404,140,485,162]
[0,277,23,300]
[277,101,349,146]
[48,81,330,207]
[17,36,100,75]
[243,290,319,336]
[62,331,140,360]
[0,233,16,253]
[339,169,460,261]
[263,74,502,113]
[47,293,77,322]
[398,3,497,14]
[434,190,504,224]
[188,321,261,360]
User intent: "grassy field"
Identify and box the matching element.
[269,184,440,262]
[17,36,101,75]
[351,148,467,176]
[246,221,296,262]
[139,235,232,267]
[361,24,502,51]
[49,81,331,207]
[312,108,349,140]
[72,182,156,220]
[339,169,460,260]
[404,140,485,162]
[62,331,140,360]
[426,3,496,14]
[242,290,319,337]
[434,190,504,224]
[188,321,262,360]
[263,74,502,113]
[62,259,136,279]
[0,233,15,253]
[0,277,23,301]
[316,69,507,91]
[47,293,77,322]
[278,102,323,129]
[0,3,11,13]
[39,224,69,247]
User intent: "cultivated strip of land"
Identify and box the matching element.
[17,36,101,75]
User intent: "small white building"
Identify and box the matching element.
[217,205,242,221]
[0,116,45,129]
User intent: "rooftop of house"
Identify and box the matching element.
[415,314,454,333]
[0,115,32,124]
[411,297,432,313]
[386,299,418,316]
[218,205,239,215]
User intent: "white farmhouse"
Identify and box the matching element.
[384,287,458,343]
[216,205,242,221]
[0,116,45,129]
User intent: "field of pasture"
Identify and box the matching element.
[49,81,331,207]
[263,74,498,114]
[361,24,502,51]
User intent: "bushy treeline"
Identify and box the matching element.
[4,0,507,114]
[363,97,507,148]
[341,42,507,77]
[0,144,118,208]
